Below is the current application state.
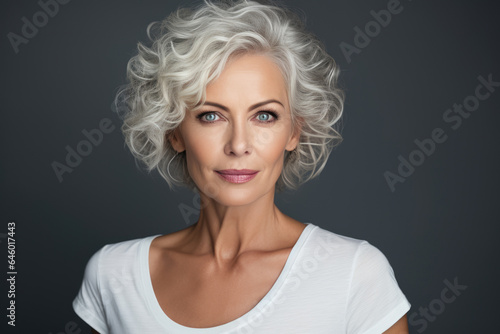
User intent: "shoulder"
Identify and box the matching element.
[304,224,394,278]
[314,228,411,333]
[83,235,160,276]
[306,224,376,259]
[301,225,411,332]
[101,235,156,255]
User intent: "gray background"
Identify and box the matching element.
[1,0,499,333]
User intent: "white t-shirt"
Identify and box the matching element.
[73,223,411,334]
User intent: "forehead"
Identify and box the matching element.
[204,53,289,109]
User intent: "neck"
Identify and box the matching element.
[186,187,298,267]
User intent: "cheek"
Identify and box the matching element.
[254,125,291,161]
[186,142,212,163]
[183,129,219,171]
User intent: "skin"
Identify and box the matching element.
[90,53,408,333]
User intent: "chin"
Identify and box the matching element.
[213,188,261,207]
[199,184,266,207]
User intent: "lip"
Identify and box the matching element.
[215,169,259,184]
[216,169,259,175]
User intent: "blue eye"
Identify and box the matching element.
[196,110,279,123]
[204,113,218,122]
[257,113,270,121]
[256,111,278,123]
[196,112,220,123]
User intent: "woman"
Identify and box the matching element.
[73,1,411,333]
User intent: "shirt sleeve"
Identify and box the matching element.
[72,247,109,334]
[345,241,411,334]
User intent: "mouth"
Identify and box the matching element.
[215,169,259,184]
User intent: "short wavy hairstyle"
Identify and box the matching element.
[115,0,344,192]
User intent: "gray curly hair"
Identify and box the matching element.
[115,0,344,192]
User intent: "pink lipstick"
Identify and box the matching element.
[215,169,259,184]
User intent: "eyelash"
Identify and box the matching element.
[196,110,279,124]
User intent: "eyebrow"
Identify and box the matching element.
[202,99,284,112]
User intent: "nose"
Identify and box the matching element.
[224,119,253,156]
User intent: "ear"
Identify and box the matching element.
[285,116,303,151]
[167,127,186,153]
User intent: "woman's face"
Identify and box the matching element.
[170,53,301,206]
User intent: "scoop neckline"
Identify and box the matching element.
[139,222,316,333]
